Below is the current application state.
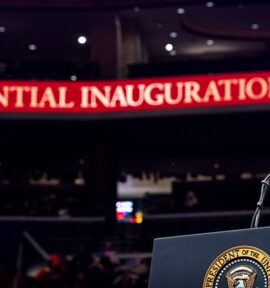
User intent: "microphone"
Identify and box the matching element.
[250,174,270,228]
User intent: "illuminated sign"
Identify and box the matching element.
[0,71,270,117]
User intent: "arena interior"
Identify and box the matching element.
[0,0,270,287]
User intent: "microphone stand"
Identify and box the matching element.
[250,174,270,228]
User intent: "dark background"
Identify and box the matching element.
[0,1,269,288]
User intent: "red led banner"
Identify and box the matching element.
[0,71,270,116]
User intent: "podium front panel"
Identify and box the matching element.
[149,227,270,288]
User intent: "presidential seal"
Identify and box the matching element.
[203,246,270,288]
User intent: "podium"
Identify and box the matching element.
[148,227,270,288]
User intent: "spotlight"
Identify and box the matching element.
[165,43,173,52]
[170,32,178,38]
[70,75,77,81]
[206,39,214,46]
[28,44,37,51]
[251,24,259,30]
[78,36,87,44]
[206,1,214,7]
[177,8,185,14]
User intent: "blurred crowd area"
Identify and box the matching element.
[0,188,258,217]
[0,244,150,288]
[0,184,261,217]
[0,191,101,217]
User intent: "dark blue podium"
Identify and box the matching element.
[149,227,270,288]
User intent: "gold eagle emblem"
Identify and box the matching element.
[226,265,257,288]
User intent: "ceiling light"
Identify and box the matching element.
[214,163,220,169]
[28,44,37,51]
[156,22,163,29]
[133,6,140,12]
[206,1,214,7]
[70,75,77,81]
[0,26,6,33]
[169,32,178,38]
[170,50,177,56]
[206,39,214,46]
[165,43,173,52]
[251,23,259,30]
[78,36,87,45]
[177,8,185,14]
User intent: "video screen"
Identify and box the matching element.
[116,201,143,224]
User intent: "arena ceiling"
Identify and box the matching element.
[0,0,268,66]
[0,0,267,9]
